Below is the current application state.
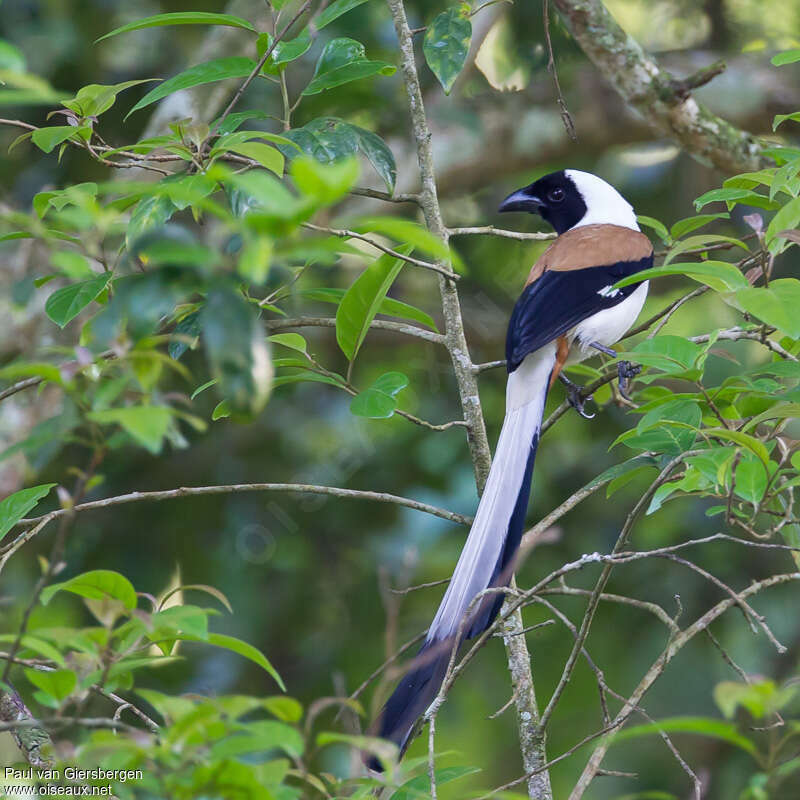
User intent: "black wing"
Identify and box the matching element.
[506,256,652,372]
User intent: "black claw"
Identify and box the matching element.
[558,374,595,419]
[617,361,641,400]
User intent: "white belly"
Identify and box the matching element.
[567,282,648,363]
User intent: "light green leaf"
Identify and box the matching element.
[127,58,257,117]
[268,333,307,353]
[608,716,757,757]
[734,456,767,506]
[203,633,284,690]
[41,569,138,609]
[354,216,455,264]
[31,125,90,154]
[670,213,729,240]
[736,279,800,337]
[336,246,411,361]
[211,720,303,758]
[301,287,438,331]
[766,196,800,252]
[390,766,481,800]
[45,274,110,327]
[61,80,157,117]
[773,112,800,131]
[291,155,359,204]
[126,195,177,250]
[423,5,472,94]
[98,12,256,42]
[0,483,56,542]
[637,215,670,244]
[224,141,284,175]
[772,49,800,66]
[88,405,172,454]
[25,668,76,702]
[614,261,747,293]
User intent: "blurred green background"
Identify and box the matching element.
[1,0,799,797]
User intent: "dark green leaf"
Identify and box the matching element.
[98,12,256,42]
[45,274,110,327]
[423,6,472,94]
[127,58,257,117]
[316,0,375,29]
[211,720,303,758]
[0,483,56,542]
[169,311,201,360]
[390,766,481,800]
[202,288,273,418]
[284,117,360,163]
[302,38,395,95]
[353,127,396,192]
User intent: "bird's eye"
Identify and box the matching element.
[547,188,565,203]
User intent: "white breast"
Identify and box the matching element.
[568,282,648,362]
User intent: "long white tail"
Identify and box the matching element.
[368,343,556,762]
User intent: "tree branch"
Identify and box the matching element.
[551,0,770,172]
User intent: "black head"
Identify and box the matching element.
[498,170,587,235]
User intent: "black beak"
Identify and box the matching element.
[498,187,544,214]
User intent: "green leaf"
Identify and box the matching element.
[291,155,359,204]
[0,483,56,542]
[705,428,770,467]
[31,125,89,153]
[423,5,472,94]
[628,336,703,373]
[284,117,360,163]
[267,333,307,353]
[25,668,76,702]
[302,38,395,96]
[45,274,110,327]
[211,720,303,758]
[350,373,409,419]
[98,12,256,42]
[61,80,157,117]
[301,287,438,331]
[670,213,729,240]
[694,187,762,210]
[735,455,767,506]
[316,0,375,29]
[88,405,172,454]
[353,127,396,192]
[41,569,138,609]
[126,195,177,250]
[262,696,303,722]
[773,111,800,131]
[772,49,800,66]
[765,196,800,252]
[336,246,411,361]
[203,633,284,690]
[614,261,748,293]
[714,679,796,720]
[224,141,284,175]
[736,280,800,337]
[127,58,257,117]
[608,716,757,757]
[390,766,481,800]
[354,216,455,264]
[637,215,670,244]
[202,288,273,419]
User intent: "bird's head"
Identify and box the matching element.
[498,169,637,234]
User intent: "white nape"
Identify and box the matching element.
[565,169,639,232]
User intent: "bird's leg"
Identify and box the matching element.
[589,342,641,400]
[558,373,595,419]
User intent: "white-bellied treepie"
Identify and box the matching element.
[367,169,652,765]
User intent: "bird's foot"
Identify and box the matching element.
[617,360,641,400]
[558,374,595,419]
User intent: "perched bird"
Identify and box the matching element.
[368,169,653,764]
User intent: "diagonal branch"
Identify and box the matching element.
[552,0,770,173]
